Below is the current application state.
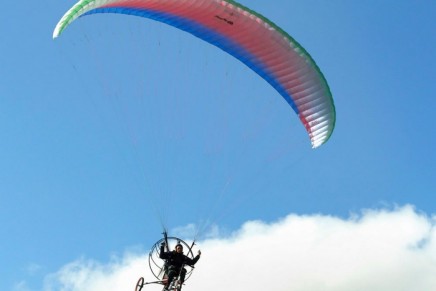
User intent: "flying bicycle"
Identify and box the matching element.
[135,233,200,291]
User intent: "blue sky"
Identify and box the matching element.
[1,1,435,290]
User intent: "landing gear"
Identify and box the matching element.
[135,277,144,291]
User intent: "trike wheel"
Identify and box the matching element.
[135,277,145,291]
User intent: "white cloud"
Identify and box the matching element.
[43,205,436,291]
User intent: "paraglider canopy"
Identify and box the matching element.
[53,0,336,148]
